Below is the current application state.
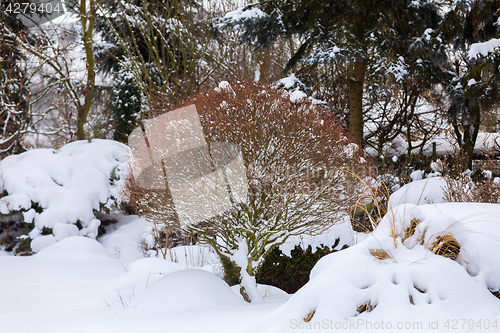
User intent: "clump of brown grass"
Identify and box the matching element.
[430,234,461,261]
[369,249,390,260]
[356,302,376,314]
[404,218,421,240]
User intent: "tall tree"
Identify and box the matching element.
[439,0,500,169]
[77,0,97,140]
[218,0,442,147]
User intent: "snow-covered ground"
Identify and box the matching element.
[1,140,500,332]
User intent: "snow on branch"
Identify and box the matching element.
[303,45,346,64]
[468,38,500,60]
[223,6,267,24]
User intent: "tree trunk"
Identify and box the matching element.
[77,0,96,140]
[453,104,481,171]
[465,105,481,170]
[348,58,368,147]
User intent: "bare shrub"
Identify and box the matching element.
[443,171,500,204]
[180,82,368,301]
[123,82,369,302]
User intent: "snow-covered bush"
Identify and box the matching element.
[250,202,500,332]
[0,139,130,253]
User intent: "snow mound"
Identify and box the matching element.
[99,215,149,262]
[248,203,500,332]
[389,203,500,291]
[35,236,111,259]
[100,257,186,308]
[128,257,185,276]
[131,269,247,312]
[389,176,447,208]
[0,139,130,252]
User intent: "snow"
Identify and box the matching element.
[0,222,280,333]
[279,219,353,257]
[223,6,268,23]
[232,239,264,304]
[279,74,302,89]
[99,215,149,262]
[35,235,113,259]
[218,80,231,90]
[387,56,409,83]
[389,176,447,208]
[469,38,500,59]
[410,169,424,181]
[232,284,291,303]
[289,90,307,103]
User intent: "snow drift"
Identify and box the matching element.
[248,203,500,332]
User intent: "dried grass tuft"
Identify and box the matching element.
[369,249,390,260]
[409,295,414,305]
[430,234,461,260]
[404,218,421,240]
[357,302,376,314]
[304,310,316,322]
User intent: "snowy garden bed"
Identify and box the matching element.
[0,140,499,332]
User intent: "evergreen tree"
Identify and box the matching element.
[439,0,500,169]
[112,66,142,143]
[218,0,443,147]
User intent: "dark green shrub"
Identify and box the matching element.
[220,255,242,286]
[41,227,53,235]
[15,236,32,255]
[256,239,348,293]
